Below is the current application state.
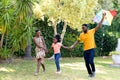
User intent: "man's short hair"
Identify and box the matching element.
[82,24,88,27]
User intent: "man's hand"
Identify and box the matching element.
[95,12,106,31]
[68,40,79,50]
[102,12,106,18]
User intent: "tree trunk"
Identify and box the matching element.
[61,22,67,43]
[0,33,5,49]
[24,43,32,59]
[24,3,33,60]
[53,25,57,35]
[49,21,67,60]
[48,20,58,60]
[52,19,57,35]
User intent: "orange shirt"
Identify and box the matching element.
[78,28,96,51]
[52,43,62,54]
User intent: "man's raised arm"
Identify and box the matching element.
[95,13,106,31]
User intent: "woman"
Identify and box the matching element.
[33,30,47,76]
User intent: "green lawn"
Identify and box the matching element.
[0,57,120,80]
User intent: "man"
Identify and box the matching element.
[70,13,106,77]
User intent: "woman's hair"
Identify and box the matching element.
[35,29,40,33]
[54,34,61,42]
[35,29,42,34]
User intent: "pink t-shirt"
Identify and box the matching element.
[52,43,62,54]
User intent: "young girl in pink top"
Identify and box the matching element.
[49,34,68,74]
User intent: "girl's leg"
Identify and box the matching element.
[55,53,61,72]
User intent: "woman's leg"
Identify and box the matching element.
[35,59,41,73]
[41,63,45,72]
[40,58,45,72]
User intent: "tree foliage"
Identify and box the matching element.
[98,0,114,10]
[0,0,34,59]
[33,0,98,30]
[0,0,119,59]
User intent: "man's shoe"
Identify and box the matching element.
[92,72,96,77]
[88,74,93,78]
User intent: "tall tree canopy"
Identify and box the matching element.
[33,0,98,43]
[34,0,98,30]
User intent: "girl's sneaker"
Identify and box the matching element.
[34,72,38,76]
[55,71,61,74]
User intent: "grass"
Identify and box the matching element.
[0,57,120,80]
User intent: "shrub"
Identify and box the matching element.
[102,33,117,55]
[109,51,120,55]
[0,48,11,59]
[89,24,118,56]
[13,21,118,57]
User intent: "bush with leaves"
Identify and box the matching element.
[89,24,118,56]
[31,19,84,57]
[102,33,117,55]
[14,20,118,57]
[0,48,11,59]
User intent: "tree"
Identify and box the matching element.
[33,0,98,59]
[0,0,35,60]
[98,0,120,38]
[98,0,114,10]
[0,0,12,49]
[110,0,120,37]
[13,0,34,59]
[33,0,98,42]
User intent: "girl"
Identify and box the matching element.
[33,30,47,76]
[49,34,68,74]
